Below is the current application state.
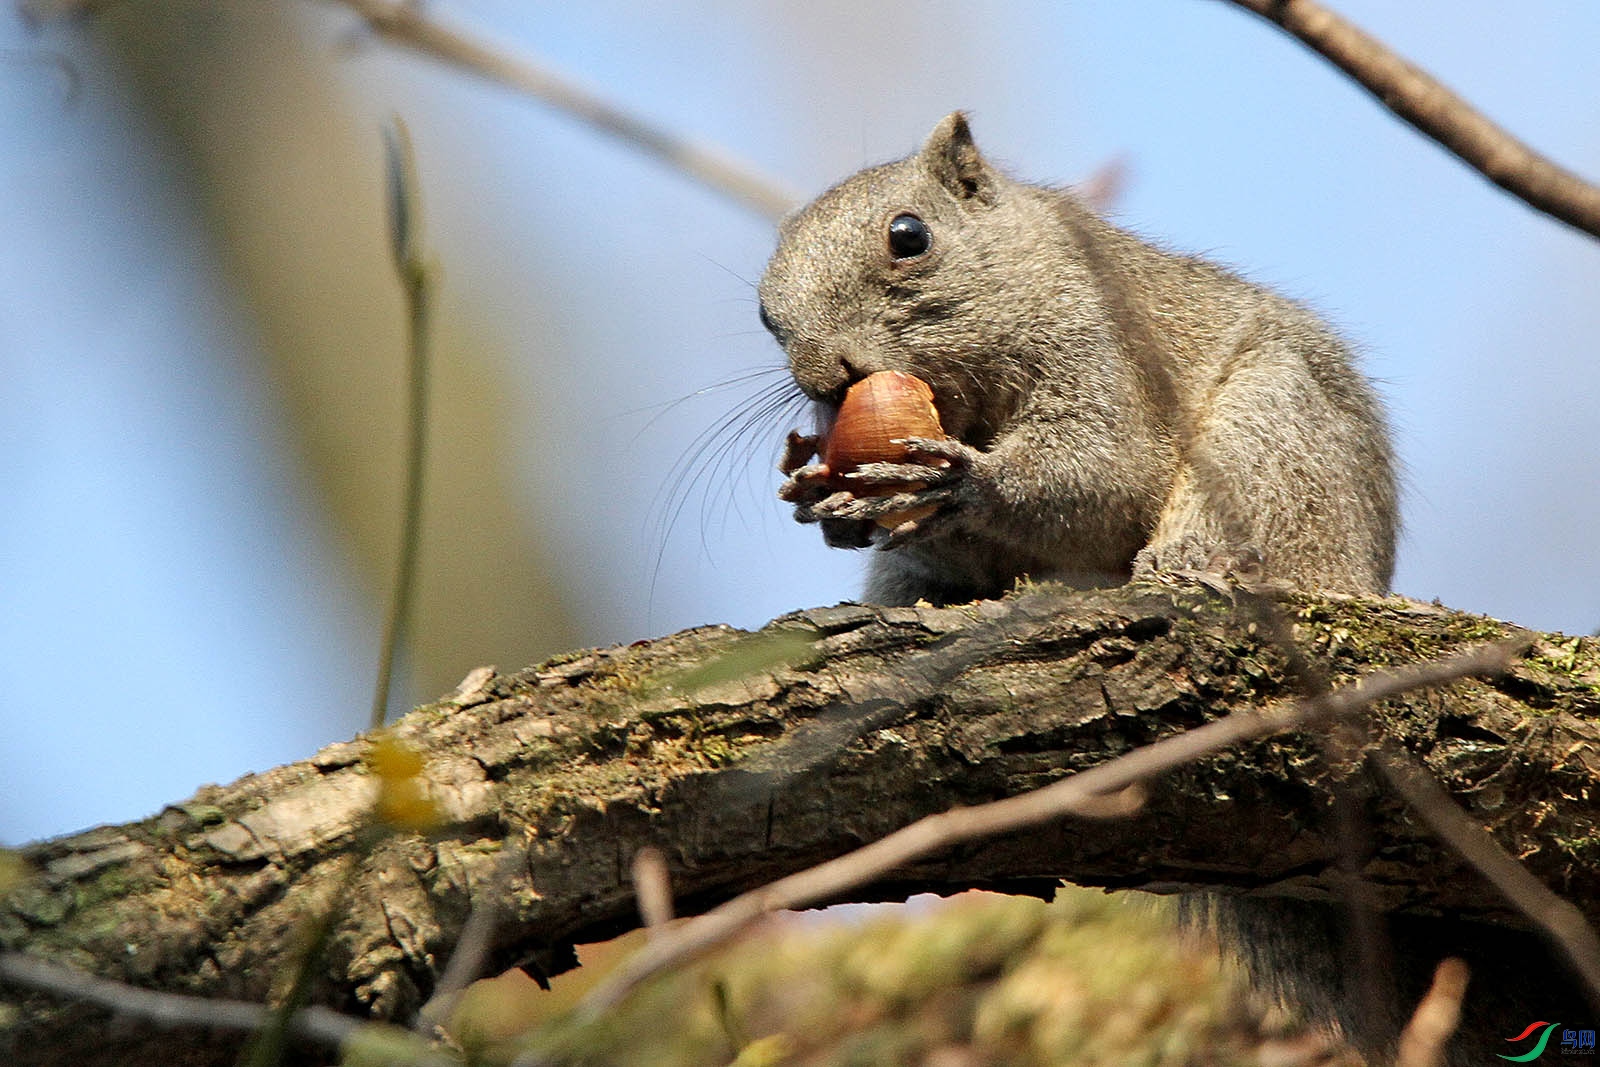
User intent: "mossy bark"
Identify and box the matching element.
[2,583,1597,1065]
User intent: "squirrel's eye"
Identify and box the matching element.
[887,214,931,259]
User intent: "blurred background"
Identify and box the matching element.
[2,0,1596,844]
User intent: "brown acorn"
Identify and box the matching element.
[820,370,948,527]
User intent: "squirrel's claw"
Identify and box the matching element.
[837,437,976,493]
[893,436,978,469]
[840,460,951,490]
[792,489,851,523]
[1132,536,1267,586]
[811,486,953,524]
[804,491,903,523]
[779,430,820,475]
[878,513,929,548]
[778,463,833,505]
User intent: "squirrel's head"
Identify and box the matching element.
[758,112,1048,444]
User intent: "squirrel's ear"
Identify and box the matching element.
[920,112,995,204]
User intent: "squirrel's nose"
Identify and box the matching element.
[788,338,869,405]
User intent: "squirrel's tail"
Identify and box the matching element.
[1185,893,1593,1066]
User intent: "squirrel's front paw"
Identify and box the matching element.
[789,490,878,548]
[852,437,988,547]
[778,463,834,506]
[778,430,869,534]
[787,435,987,547]
[777,431,834,506]
[838,436,973,491]
[805,488,940,525]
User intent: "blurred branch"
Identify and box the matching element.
[413,840,528,1037]
[21,0,799,219]
[1219,0,1600,241]
[1373,741,1600,1009]
[0,952,350,1043]
[630,846,675,933]
[0,953,455,1067]
[371,117,432,730]
[29,0,1600,236]
[335,0,799,221]
[239,852,366,1067]
[1393,958,1469,1067]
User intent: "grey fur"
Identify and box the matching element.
[762,112,1397,604]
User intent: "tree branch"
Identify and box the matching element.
[2,585,1597,1065]
[569,638,1528,1022]
[20,0,800,221]
[3,588,1600,1062]
[0,953,457,1067]
[1218,0,1600,240]
[1372,741,1600,1002]
[333,0,800,221]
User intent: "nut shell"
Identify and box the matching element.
[819,371,948,528]
[821,371,946,475]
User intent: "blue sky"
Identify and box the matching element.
[3,1,1597,843]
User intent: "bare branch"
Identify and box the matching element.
[336,0,799,221]
[1218,0,1600,240]
[568,640,1525,1022]
[631,846,675,933]
[6,587,1594,1065]
[1372,742,1600,1009]
[20,0,799,220]
[414,841,529,1037]
[1393,958,1469,1067]
[0,953,451,1066]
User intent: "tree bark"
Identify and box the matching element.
[3,584,1598,1064]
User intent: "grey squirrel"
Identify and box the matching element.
[759,114,1585,1063]
[764,111,1396,608]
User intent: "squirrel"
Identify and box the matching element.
[758,114,1587,1063]
[764,111,1396,607]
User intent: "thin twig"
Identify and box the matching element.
[559,640,1523,1028]
[336,0,798,222]
[1393,958,1469,1067]
[632,846,675,934]
[371,117,432,730]
[240,856,367,1067]
[0,953,455,1066]
[413,841,528,1036]
[1240,592,1395,1030]
[1071,156,1131,214]
[1371,741,1600,1009]
[25,0,799,219]
[1218,0,1600,241]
